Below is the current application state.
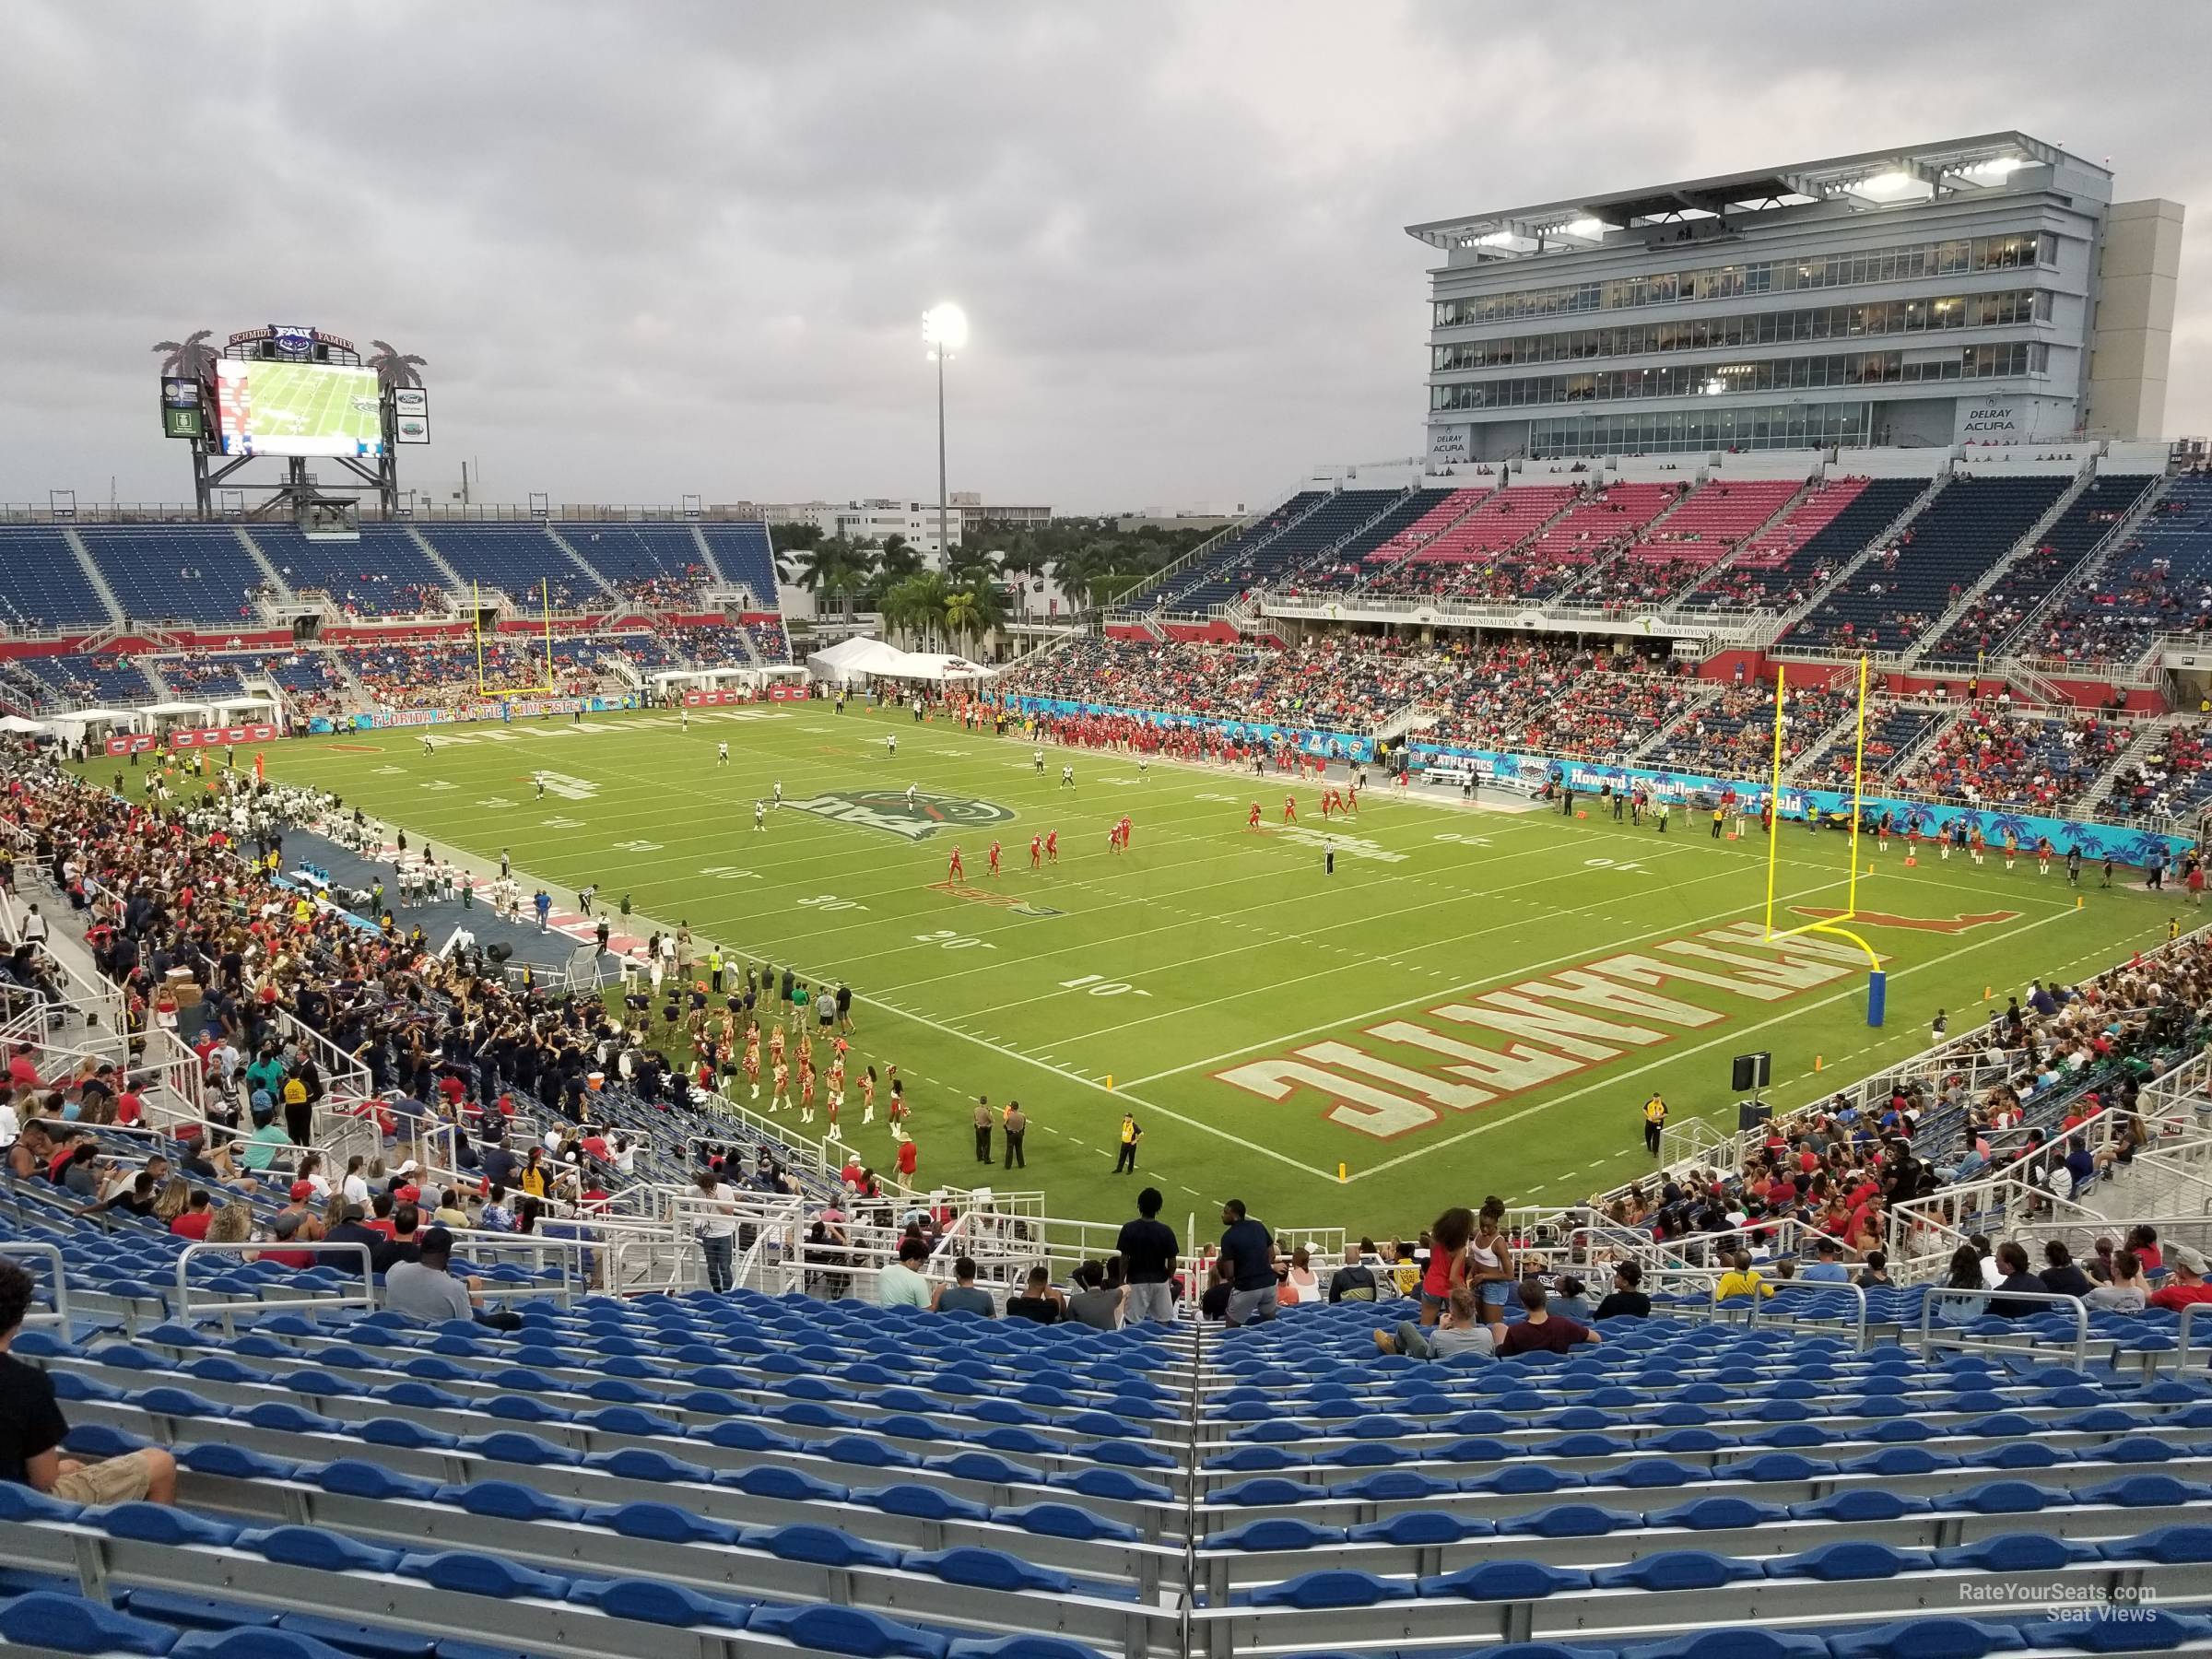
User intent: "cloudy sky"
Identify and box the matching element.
[3,1,2207,514]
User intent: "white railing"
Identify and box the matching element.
[1258,589,1780,644]
[0,1241,68,1327]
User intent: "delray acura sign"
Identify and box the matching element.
[1956,395,2024,441]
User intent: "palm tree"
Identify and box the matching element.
[877,535,924,584]
[785,537,876,626]
[944,575,1005,658]
[152,330,218,380]
[880,571,949,649]
[366,341,428,391]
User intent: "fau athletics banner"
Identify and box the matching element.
[1406,739,2196,868]
[1006,695,1376,763]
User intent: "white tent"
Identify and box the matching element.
[142,700,217,722]
[0,715,47,735]
[806,636,992,685]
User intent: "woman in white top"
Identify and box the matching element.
[1277,1245,1322,1305]
[340,1156,371,1208]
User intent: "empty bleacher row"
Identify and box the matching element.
[2027,474,2212,669]
[0,521,782,632]
[1921,475,2162,669]
[1784,474,2071,656]
[13,1268,2212,1658]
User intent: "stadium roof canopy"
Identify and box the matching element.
[1406,132,2100,257]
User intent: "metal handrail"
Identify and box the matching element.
[0,1241,69,1328]
[1915,1284,2090,1368]
[173,1240,375,1322]
[1735,1274,1871,1351]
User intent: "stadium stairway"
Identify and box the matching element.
[540,527,622,604]
[232,528,295,605]
[61,525,130,629]
[2020,475,2212,672]
[0,527,121,631]
[1914,473,2164,670]
[405,527,471,597]
[1710,477,1941,632]
[1783,474,2074,658]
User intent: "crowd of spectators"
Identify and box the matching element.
[1592,932,2212,1299]
[1888,709,2133,813]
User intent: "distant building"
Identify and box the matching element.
[734,500,965,561]
[949,490,1053,531]
[1409,133,2183,461]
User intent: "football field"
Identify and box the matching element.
[252,703,2171,1236]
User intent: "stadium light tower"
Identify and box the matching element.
[922,302,969,566]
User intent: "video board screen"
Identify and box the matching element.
[213,358,384,457]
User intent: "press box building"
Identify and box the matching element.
[1410,134,2182,463]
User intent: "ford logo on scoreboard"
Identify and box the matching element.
[272,324,315,359]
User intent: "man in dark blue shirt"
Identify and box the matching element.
[1217,1200,1278,1327]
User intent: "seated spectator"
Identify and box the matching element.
[1327,1242,1380,1303]
[168,1188,215,1241]
[1199,1260,1232,1323]
[383,1227,524,1332]
[1548,1276,1594,1322]
[1594,1262,1650,1320]
[370,1203,424,1276]
[2040,1241,2095,1300]
[1987,1241,2046,1317]
[256,1209,324,1269]
[1372,1282,1495,1361]
[2148,1244,2212,1311]
[877,1235,932,1309]
[0,1260,177,1505]
[930,1255,994,1317]
[1277,1244,1321,1306]
[1006,1265,1067,1324]
[1067,1260,1125,1330]
[2128,1224,2165,1277]
[2088,1248,2148,1312]
[1798,1239,1852,1283]
[1856,1250,1893,1288]
[1715,1251,1773,1300]
[1498,1278,1599,1355]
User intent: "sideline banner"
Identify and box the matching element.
[1406,739,2196,865]
[170,723,278,749]
[105,722,279,756]
[1005,695,1374,763]
[684,688,753,707]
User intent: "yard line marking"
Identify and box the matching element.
[1344,908,2073,1184]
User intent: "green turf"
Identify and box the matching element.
[228,703,2172,1237]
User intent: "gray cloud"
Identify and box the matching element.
[1,0,2206,512]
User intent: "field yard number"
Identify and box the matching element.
[420,780,455,792]
[1584,857,1648,873]
[1060,973,1150,998]
[476,796,516,809]
[541,816,583,830]
[611,839,664,853]
[1432,831,1493,847]
[1194,792,1241,803]
[698,865,761,882]
[914,929,995,951]
[371,765,405,776]
[797,893,867,912]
